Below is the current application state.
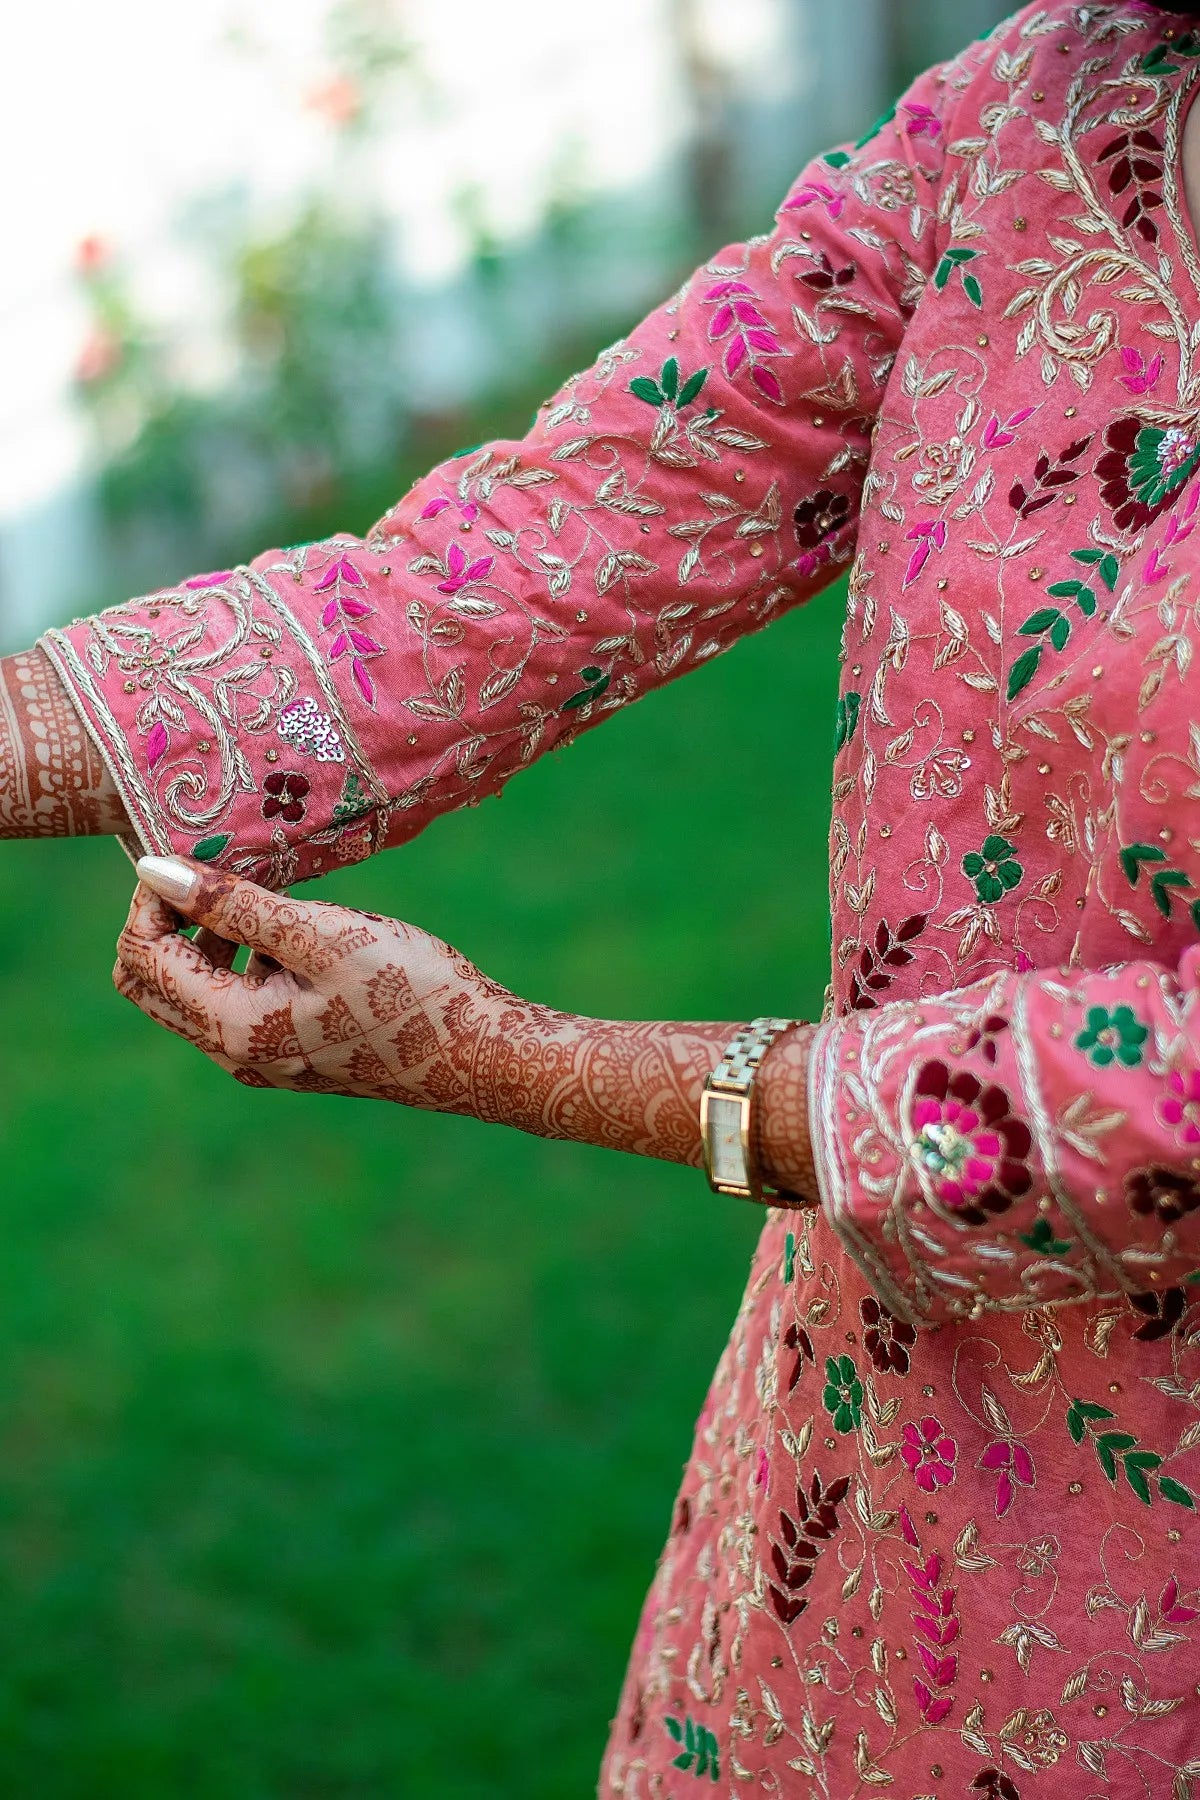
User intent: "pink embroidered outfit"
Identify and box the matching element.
[40,4,1200,1789]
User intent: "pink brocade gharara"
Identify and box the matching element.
[42,4,1200,1791]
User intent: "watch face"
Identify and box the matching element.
[707,1093,747,1188]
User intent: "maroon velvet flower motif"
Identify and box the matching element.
[1095,415,1200,534]
[860,1295,916,1375]
[793,488,851,549]
[1129,1286,1188,1343]
[961,1012,1009,1067]
[261,770,311,823]
[910,1061,1034,1225]
[797,250,857,292]
[971,1772,1020,1800]
[1124,1163,1200,1226]
[783,1320,816,1395]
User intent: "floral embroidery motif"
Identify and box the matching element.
[962,834,1023,905]
[900,1415,958,1491]
[822,1354,863,1434]
[261,771,310,823]
[1074,1004,1148,1069]
[911,1062,1033,1223]
[860,1294,915,1374]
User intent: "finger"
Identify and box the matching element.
[116,883,288,1045]
[134,856,367,978]
[193,927,239,970]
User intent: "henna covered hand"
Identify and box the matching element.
[118,854,820,1196]
[0,648,129,837]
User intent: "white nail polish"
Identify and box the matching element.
[136,855,199,905]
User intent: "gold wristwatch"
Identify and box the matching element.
[700,1017,806,1207]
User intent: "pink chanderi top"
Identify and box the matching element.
[43,4,1200,1791]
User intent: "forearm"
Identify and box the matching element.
[480,1002,819,1197]
[0,648,129,837]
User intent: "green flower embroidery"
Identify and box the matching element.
[962,835,1023,904]
[823,1355,863,1434]
[1074,1004,1148,1069]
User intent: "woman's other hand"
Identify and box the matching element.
[115,856,507,1110]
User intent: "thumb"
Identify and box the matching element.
[134,854,329,975]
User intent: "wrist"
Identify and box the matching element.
[753,1022,820,1203]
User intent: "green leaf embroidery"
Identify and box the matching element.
[1007,644,1042,699]
[962,273,984,309]
[1019,608,1061,635]
[562,673,611,713]
[1120,842,1169,884]
[1068,1401,1184,1507]
[1050,613,1070,651]
[784,1233,796,1284]
[192,834,231,862]
[660,357,680,402]
[630,376,664,407]
[666,1718,683,1743]
[823,149,851,169]
[678,367,709,408]
[1151,868,1193,917]
[1018,1218,1071,1256]
[1159,1476,1197,1508]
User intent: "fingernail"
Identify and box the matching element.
[136,855,199,905]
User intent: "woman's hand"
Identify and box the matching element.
[115,856,507,1111]
[117,853,819,1203]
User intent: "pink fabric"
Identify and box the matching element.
[44,3,1200,1789]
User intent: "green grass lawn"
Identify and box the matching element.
[0,545,844,1795]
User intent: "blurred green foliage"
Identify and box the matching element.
[0,405,843,1794]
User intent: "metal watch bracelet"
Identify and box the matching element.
[700,1016,809,1208]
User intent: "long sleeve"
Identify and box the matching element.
[808,946,1200,1331]
[39,47,973,888]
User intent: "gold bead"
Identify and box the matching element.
[937,578,949,589]
[197,740,211,754]
[750,544,764,558]
[576,610,589,622]
[1069,1481,1083,1494]
[259,647,273,660]
[1094,1704,1108,1718]
[1160,828,1173,843]
[265,749,279,763]
[1109,1381,1121,1394]
[1038,762,1051,775]
[122,680,135,694]
[1030,567,1044,580]
[977,334,989,347]
[922,1385,935,1398]
[1092,666,1103,679]
[1065,406,1078,417]
[925,1511,938,1525]
[1032,89,1045,101]
[878,540,890,553]
[813,415,826,427]
[895,1647,907,1661]
[931,1769,944,1782]
[734,469,745,482]
[546,673,558,684]
[1013,217,1027,231]
[880,825,892,839]
[963,729,975,743]
[851,1625,863,1638]
[980,1669,993,1682]
[380,566,391,576]
[1065,493,1077,504]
